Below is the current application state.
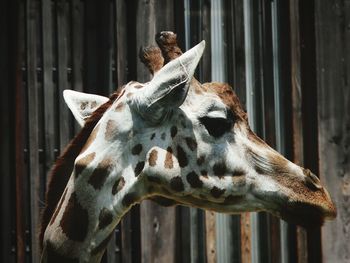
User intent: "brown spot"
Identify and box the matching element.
[90,101,97,109]
[127,92,133,98]
[176,146,188,167]
[122,192,138,207]
[105,120,117,141]
[150,133,156,140]
[232,176,246,187]
[200,170,208,178]
[75,152,96,177]
[131,144,143,155]
[213,163,227,178]
[194,84,203,94]
[161,132,166,140]
[186,171,203,188]
[45,241,79,263]
[80,124,100,153]
[197,155,205,166]
[134,161,145,176]
[170,177,184,192]
[134,84,143,89]
[210,186,225,198]
[115,102,124,112]
[149,149,158,166]
[164,147,174,169]
[60,192,88,242]
[88,158,113,190]
[232,169,246,177]
[171,126,178,138]
[112,177,125,195]
[49,188,68,226]
[185,137,197,151]
[98,208,113,229]
[91,232,113,255]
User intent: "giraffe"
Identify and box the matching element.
[40,32,336,263]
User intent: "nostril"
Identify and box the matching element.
[304,169,322,190]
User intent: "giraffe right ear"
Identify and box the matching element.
[63,90,109,127]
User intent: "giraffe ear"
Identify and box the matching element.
[63,90,109,127]
[131,41,205,124]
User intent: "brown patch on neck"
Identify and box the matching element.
[105,120,118,141]
[88,158,113,190]
[60,192,89,242]
[148,149,158,166]
[164,147,174,169]
[40,91,122,249]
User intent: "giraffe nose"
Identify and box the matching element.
[303,169,323,191]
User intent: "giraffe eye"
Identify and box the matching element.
[199,116,233,138]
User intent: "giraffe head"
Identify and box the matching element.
[42,32,335,262]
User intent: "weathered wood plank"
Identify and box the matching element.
[115,0,127,88]
[240,212,252,263]
[136,1,177,262]
[289,2,307,262]
[1,0,18,262]
[205,211,217,263]
[56,0,71,150]
[315,1,350,262]
[71,0,83,93]
[71,0,84,134]
[97,0,113,95]
[26,0,41,261]
[14,1,26,262]
[42,0,56,184]
[298,2,322,262]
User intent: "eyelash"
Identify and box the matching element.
[199,116,233,138]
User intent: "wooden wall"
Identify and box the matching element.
[0,0,348,262]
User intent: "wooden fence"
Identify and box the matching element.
[0,0,349,262]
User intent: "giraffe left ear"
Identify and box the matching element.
[131,40,205,124]
[63,90,109,127]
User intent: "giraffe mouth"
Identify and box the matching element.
[257,194,337,227]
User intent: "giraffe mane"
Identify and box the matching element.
[39,90,122,249]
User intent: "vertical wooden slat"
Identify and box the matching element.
[205,211,216,263]
[240,213,252,263]
[97,0,113,95]
[271,1,294,263]
[223,2,250,262]
[71,0,84,134]
[315,1,350,262]
[56,0,71,150]
[71,0,83,93]
[84,0,97,94]
[289,1,307,262]
[136,1,177,262]
[1,0,17,262]
[243,0,263,261]
[115,0,127,87]
[14,1,26,262]
[258,1,282,263]
[298,2,322,262]
[26,0,41,261]
[42,0,56,184]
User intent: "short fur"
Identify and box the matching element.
[39,91,121,249]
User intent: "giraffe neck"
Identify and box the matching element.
[41,165,145,263]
